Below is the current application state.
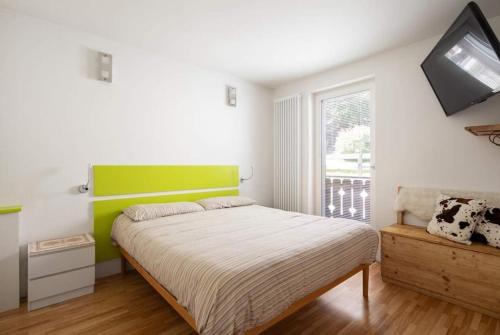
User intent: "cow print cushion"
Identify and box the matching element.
[472,207,500,248]
[426,195,486,245]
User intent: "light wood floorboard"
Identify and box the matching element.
[1,263,499,335]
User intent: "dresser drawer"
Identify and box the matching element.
[28,246,94,279]
[28,266,94,301]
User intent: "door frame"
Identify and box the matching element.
[313,79,376,219]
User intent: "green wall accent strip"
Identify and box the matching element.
[93,165,239,196]
[93,189,239,263]
[0,205,22,215]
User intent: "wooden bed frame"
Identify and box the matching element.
[119,247,370,335]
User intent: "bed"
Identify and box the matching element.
[111,204,378,335]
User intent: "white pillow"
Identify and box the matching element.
[122,202,204,221]
[426,194,486,245]
[473,207,500,248]
[197,196,256,210]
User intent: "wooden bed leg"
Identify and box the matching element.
[121,254,127,274]
[362,264,369,298]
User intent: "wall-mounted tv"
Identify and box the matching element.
[421,1,500,116]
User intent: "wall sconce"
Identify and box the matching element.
[240,166,254,183]
[79,164,91,193]
[79,182,89,194]
[98,52,112,83]
[226,86,237,107]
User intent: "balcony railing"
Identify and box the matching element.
[324,175,370,223]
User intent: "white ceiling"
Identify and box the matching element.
[2,0,500,88]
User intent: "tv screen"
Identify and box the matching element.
[421,2,500,116]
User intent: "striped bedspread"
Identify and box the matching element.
[111,205,378,335]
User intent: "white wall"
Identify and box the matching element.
[0,9,273,291]
[274,16,500,232]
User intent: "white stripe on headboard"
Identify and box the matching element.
[274,95,301,212]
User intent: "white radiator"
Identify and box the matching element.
[274,95,301,212]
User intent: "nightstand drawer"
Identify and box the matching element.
[29,246,94,279]
[28,266,94,301]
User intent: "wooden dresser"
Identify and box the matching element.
[381,224,500,319]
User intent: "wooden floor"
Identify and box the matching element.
[1,263,499,335]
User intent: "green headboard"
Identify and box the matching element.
[93,165,239,263]
[93,165,239,196]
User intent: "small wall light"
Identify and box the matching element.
[98,52,112,83]
[79,164,91,193]
[240,166,254,183]
[226,86,237,107]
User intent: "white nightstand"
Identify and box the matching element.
[28,234,95,311]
